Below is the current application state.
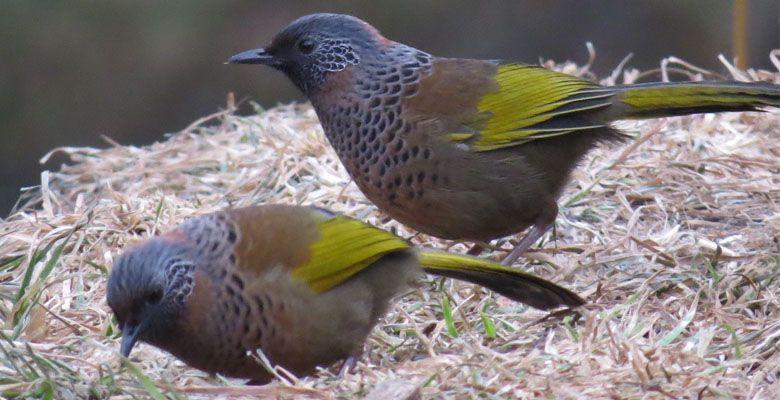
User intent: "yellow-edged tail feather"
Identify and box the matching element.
[417,250,585,310]
[617,81,780,119]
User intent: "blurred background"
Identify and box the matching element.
[2,0,778,216]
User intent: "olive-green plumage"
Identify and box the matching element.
[106,205,583,383]
[229,13,780,264]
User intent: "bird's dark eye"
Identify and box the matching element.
[146,288,163,305]
[297,38,316,54]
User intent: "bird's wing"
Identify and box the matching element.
[228,205,411,294]
[290,208,411,293]
[408,60,616,151]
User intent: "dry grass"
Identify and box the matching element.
[0,53,778,399]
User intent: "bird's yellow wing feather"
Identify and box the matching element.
[437,64,616,151]
[290,210,411,293]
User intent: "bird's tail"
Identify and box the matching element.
[615,81,780,119]
[417,250,585,310]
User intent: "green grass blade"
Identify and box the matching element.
[121,356,167,400]
[656,306,696,347]
[719,324,742,359]
[563,315,579,342]
[479,306,496,339]
[442,295,458,338]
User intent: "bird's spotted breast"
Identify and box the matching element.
[174,212,292,378]
[315,44,436,206]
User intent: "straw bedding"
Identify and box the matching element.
[0,53,778,399]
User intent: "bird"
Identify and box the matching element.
[227,13,780,265]
[107,204,584,383]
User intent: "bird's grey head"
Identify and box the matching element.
[106,236,196,358]
[228,13,386,95]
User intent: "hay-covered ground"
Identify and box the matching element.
[0,55,778,399]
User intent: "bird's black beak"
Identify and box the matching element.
[119,322,141,357]
[227,47,276,65]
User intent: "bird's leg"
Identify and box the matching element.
[339,355,357,377]
[502,205,558,265]
[467,243,485,255]
[501,224,550,265]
